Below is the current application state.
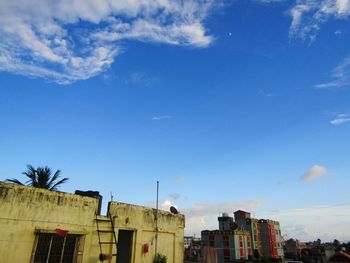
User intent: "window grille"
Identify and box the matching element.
[32,233,79,263]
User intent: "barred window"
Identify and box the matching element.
[32,233,84,263]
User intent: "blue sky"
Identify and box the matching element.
[1,0,350,241]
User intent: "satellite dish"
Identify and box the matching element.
[170,206,179,214]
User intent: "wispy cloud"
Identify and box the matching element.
[125,72,158,88]
[258,204,350,241]
[0,0,219,84]
[258,88,275,97]
[144,199,177,212]
[175,175,185,182]
[282,1,350,89]
[330,113,350,125]
[289,0,350,41]
[335,29,346,36]
[181,199,263,235]
[259,0,286,3]
[169,193,182,200]
[152,115,172,121]
[314,56,350,89]
[161,199,177,210]
[300,165,327,182]
[289,1,319,41]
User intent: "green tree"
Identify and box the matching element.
[6,165,68,190]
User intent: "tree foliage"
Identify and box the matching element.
[6,165,68,191]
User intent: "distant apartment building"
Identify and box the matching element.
[201,229,252,262]
[202,213,252,262]
[234,210,263,257]
[259,219,284,259]
[184,235,201,248]
[284,238,307,259]
[201,210,284,262]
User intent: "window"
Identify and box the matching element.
[223,249,230,262]
[32,233,84,263]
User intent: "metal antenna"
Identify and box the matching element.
[155,181,159,262]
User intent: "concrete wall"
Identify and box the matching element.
[108,202,185,263]
[0,182,184,263]
[0,182,100,263]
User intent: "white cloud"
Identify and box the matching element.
[314,56,350,89]
[289,0,350,41]
[169,193,181,200]
[259,0,286,3]
[182,199,263,235]
[161,199,176,210]
[144,199,177,213]
[330,113,350,125]
[335,29,346,36]
[175,175,185,182]
[152,115,172,121]
[0,0,219,84]
[258,204,350,242]
[300,165,327,182]
[124,72,158,87]
[282,1,350,88]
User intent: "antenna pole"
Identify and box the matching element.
[155,181,159,262]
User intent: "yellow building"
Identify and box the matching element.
[0,182,184,263]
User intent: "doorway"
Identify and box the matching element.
[116,230,133,263]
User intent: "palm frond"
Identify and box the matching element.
[5,178,24,185]
[8,165,69,190]
[22,164,37,186]
[49,177,69,191]
[47,169,61,189]
[36,167,51,188]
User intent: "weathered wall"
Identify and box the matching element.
[108,202,185,263]
[0,182,100,263]
[0,182,184,263]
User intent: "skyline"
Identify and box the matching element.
[1,0,350,242]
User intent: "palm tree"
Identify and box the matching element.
[6,165,68,190]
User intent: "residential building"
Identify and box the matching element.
[202,229,252,262]
[284,238,307,260]
[218,212,236,231]
[259,219,284,259]
[234,211,263,258]
[201,213,252,262]
[0,182,184,263]
[201,210,284,262]
[184,235,201,248]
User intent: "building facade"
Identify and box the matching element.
[202,229,252,262]
[235,218,263,257]
[259,219,284,259]
[0,182,184,263]
[202,210,284,262]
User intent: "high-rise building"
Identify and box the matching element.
[218,212,236,231]
[201,210,284,262]
[259,219,284,259]
[234,212,263,258]
[202,228,252,262]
